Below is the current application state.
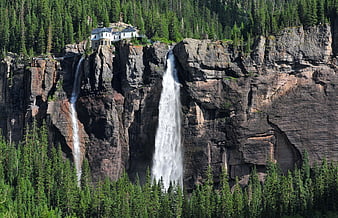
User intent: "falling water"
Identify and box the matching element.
[152,50,183,190]
[70,56,84,186]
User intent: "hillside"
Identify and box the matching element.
[1,0,338,56]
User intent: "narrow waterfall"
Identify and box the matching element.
[152,50,183,190]
[70,56,84,186]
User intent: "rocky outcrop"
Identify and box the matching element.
[74,43,168,182]
[173,24,338,188]
[0,54,29,143]
[64,41,87,55]
[0,55,60,144]
[264,25,332,65]
[111,42,168,181]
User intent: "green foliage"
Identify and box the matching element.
[1,0,338,56]
[151,37,175,44]
[219,167,234,217]
[130,38,150,46]
[0,0,224,55]
[246,167,262,217]
[0,123,338,217]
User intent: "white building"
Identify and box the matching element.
[91,26,140,49]
[120,26,139,39]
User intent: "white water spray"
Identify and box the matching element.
[70,56,84,186]
[152,50,183,190]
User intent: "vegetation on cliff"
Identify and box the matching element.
[0,123,337,217]
[0,0,338,56]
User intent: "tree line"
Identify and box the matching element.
[1,0,338,56]
[0,0,223,56]
[0,122,337,217]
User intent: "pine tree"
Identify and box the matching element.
[0,8,10,52]
[279,171,295,216]
[202,166,215,217]
[110,0,121,22]
[233,177,244,217]
[37,24,46,54]
[317,0,326,24]
[64,14,75,44]
[219,167,233,217]
[77,159,92,217]
[247,167,262,218]
[168,11,182,42]
[262,162,280,217]
[293,167,307,215]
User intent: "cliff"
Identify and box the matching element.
[174,24,338,186]
[1,23,337,189]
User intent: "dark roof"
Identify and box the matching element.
[91,27,112,34]
[121,26,137,33]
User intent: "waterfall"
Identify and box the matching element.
[152,50,183,190]
[70,56,84,186]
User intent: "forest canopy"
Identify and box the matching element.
[0,122,337,217]
[0,0,338,56]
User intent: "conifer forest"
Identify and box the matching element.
[0,123,337,217]
[0,0,338,55]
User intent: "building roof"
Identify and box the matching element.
[121,26,137,33]
[91,25,138,35]
[91,27,113,34]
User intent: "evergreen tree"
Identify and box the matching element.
[219,167,233,217]
[232,177,244,217]
[0,122,337,217]
[37,24,46,54]
[246,167,262,218]
[262,162,280,217]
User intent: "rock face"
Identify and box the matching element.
[0,55,60,144]
[173,24,338,188]
[0,24,337,190]
[73,43,168,181]
[64,41,87,55]
[114,42,168,181]
[0,54,29,144]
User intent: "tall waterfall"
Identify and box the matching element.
[70,56,84,186]
[152,50,183,190]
